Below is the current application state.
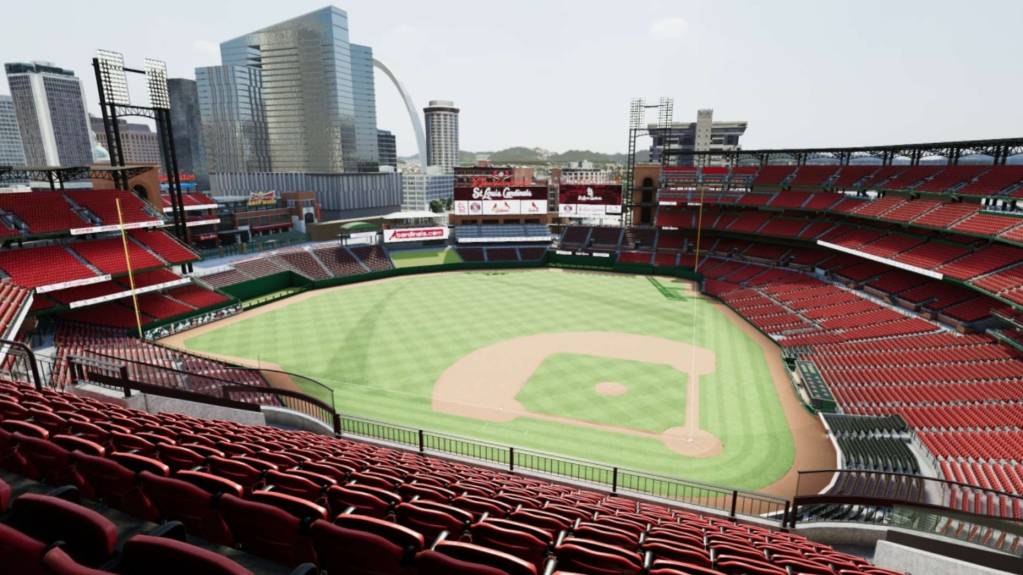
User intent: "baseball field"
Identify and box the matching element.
[173,269,832,494]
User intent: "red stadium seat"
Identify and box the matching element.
[553,540,643,575]
[8,493,119,567]
[139,471,235,545]
[311,515,424,575]
[395,500,468,542]
[470,518,552,572]
[71,451,160,521]
[218,493,317,566]
[0,523,48,575]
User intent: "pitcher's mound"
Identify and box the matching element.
[595,382,628,396]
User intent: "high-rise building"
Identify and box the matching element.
[4,62,93,166]
[0,95,26,166]
[401,171,455,211]
[350,44,379,172]
[377,129,397,169]
[648,108,747,167]
[168,79,209,189]
[196,65,270,174]
[218,6,377,173]
[424,100,459,169]
[89,116,162,167]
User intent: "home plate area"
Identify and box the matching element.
[431,332,723,458]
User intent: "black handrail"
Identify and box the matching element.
[0,338,42,390]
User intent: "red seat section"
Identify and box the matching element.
[65,190,161,226]
[71,237,165,274]
[0,191,88,235]
[0,245,98,288]
[129,229,199,264]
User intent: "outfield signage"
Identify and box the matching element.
[454,185,548,216]
[70,220,162,236]
[185,218,221,227]
[383,227,449,243]
[36,274,114,294]
[68,278,191,309]
[558,184,622,218]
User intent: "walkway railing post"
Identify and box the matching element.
[509,447,515,471]
[612,467,619,493]
[730,490,738,518]
[332,413,341,436]
[418,429,425,453]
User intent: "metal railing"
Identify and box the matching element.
[795,469,1023,556]
[339,413,790,526]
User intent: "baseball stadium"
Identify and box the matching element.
[0,36,1022,575]
[2,137,1023,575]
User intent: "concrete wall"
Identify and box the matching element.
[874,540,1017,575]
[262,406,334,436]
[72,383,265,426]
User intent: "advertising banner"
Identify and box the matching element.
[383,227,449,243]
[558,184,622,218]
[453,185,548,216]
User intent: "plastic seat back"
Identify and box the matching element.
[16,433,72,484]
[218,493,316,566]
[311,518,421,575]
[470,519,549,572]
[10,494,118,567]
[71,451,159,521]
[0,523,48,575]
[433,540,537,575]
[139,471,234,546]
[119,534,254,575]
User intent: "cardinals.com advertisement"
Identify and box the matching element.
[383,227,449,243]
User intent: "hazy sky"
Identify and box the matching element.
[2,0,1020,155]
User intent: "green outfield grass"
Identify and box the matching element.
[183,269,793,489]
[389,247,462,268]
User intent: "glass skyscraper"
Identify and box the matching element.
[214,6,379,174]
[196,65,270,173]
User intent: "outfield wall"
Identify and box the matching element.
[215,252,704,305]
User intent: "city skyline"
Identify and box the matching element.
[1,0,1022,158]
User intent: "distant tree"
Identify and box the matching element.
[429,199,444,213]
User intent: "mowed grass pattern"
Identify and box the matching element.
[184,270,794,489]
[516,353,687,434]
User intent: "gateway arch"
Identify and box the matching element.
[373,58,427,164]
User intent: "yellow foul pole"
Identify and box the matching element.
[116,198,144,338]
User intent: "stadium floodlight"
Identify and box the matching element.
[95,50,130,105]
[144,58,170,110]
[628,99,645,131]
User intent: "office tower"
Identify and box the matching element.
[168,78,209,189]
[196,65,270,173]
[0,95,26,166]
[218,6,378,173]
[5,61,93,166]
[89,116,162,166]
[377,129,397,169]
